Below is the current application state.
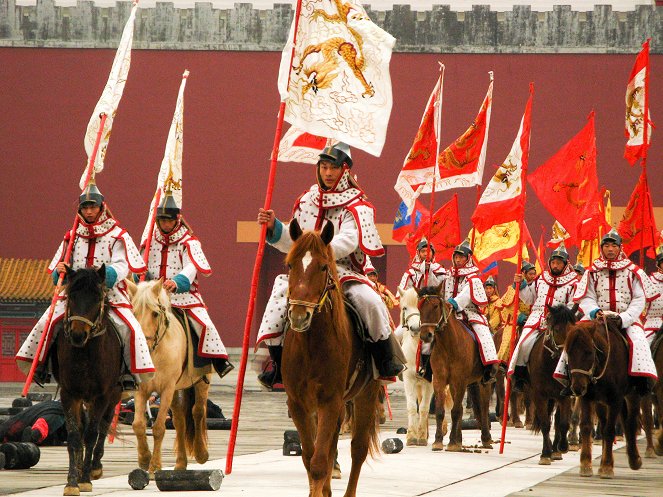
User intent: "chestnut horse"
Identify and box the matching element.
[283,219,380,497]
[418,284,493,451]
[51,266,122,496]
[565,317,642,478]
[527,304,577,465]
[128,280,211,475]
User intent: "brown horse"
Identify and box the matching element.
[128,280,211,475]
[51,265,122,496]
[283,219,380,497]
[418,284,493,451]
[527,304,577,465]
[565,317,642,478]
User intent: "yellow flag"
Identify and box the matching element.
[471,221,527,267]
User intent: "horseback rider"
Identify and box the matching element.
[399,239,446,290]
[365,264,399,310]
[643,249,663,346]
[16,182,155,391]
[554,229,659,395]
[483,276,505,335]
[255,143,405,390]
[445,240,500,384]
[498,261,537,363]
[508,243,577,392]
[142,191,234,380]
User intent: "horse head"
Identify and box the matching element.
[565,321,599,397]
[286,219,338,333]
[397,286,420,335]
[416,282,447,344]
[545,303,580,351]
[64,265,107,348]
[132,279,172,350]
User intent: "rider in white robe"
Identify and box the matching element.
[643,250,663,346]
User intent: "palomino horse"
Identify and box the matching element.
[284,219,381,497]
[417,284,493,451]
[129,280,211,475]
[565,317,642,478]
[51,266,122,496]
[527,304,577,465]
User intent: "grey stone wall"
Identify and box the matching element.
[0,1,660,53]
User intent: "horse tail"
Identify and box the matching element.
[354,390,381,460]
[530,414,542,435]
[179,385,200,456]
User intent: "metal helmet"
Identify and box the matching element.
[521,260,535,273]
[318,142,353,168]
[416,238,435,255]
[484,276,497,288]
[453,239,473,257]
[156,191,180,220]
[549,242,569,264]
[79,180,104,208]
[600,228,622,246]
[573,262,585,275]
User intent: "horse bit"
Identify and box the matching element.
[401,307,421,335]
[418,294,449,334]
[569,315,612,384]
[287,268,337,315]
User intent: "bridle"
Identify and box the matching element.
[418,294,449,335]
[401,306,421,336]
[146,301,171,352]
[569,315,611,384]
[64,290,108,342]
[287,267,337,330]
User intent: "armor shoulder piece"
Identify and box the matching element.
[345,201,384,257]
[184,237,212,275]
[47,232,70,273]
[631,265,660,302]
[468,274,488,306]
[113,228,147,273]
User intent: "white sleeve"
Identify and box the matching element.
[399,271,412,290]
[519,281,537,306]
[109,239,129,284]
[577,273,600,319]
[453,283,472,311]
[329,211,360,259]
[178,249,198,284]
[620,274,646,328]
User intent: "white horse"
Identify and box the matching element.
[396,286,449,446]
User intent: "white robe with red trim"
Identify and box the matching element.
[16,209,155,376]
[507,267,576,374]
[554,253,659,380]
[399,258,446,290]
[445,260,498,366]
[643,271,663,345]
[143,224,227,358]
[257,170,389,347]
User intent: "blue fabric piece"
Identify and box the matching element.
[172,274,191,293]
[267,219,283,244]
[52,271,60,285]
[589,308,600,320]
[105,266,118,288]
[517,313,527,326]
[447,298,459,311]
[519,281,528,290]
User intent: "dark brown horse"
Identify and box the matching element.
[565,317,642,478]
[527,304,578,465]
[283,219,380,497]
[51,265,122,496]
[652,330,663,456]
[418,285,493,451]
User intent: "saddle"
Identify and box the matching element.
[170,308,212,381]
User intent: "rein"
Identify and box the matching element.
[570,315,612,383]
[418,294,449,334]
[148,302,171,352]
[401,307,421,335]
[64,291,108,340]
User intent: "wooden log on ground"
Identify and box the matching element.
[128,468,150,490]
[154,469,223,491]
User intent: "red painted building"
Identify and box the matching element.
[2,48,662,353]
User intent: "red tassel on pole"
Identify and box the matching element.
[225,0,304,475]
[22,113,108,397]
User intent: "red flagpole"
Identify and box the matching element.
[638,38,651,267]
[225,0,304,475]
[139,189,162,282]
[499,83,534,454]
[22,113,108,397]
[469,185,481,252]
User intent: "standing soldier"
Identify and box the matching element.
[142,192,234,380]
[484,276,505,335]
[508,244,577,392]
[643,249,663,346]
[255,143,405,391]
[399,239,446,290]
[16,182,155,391]
[554,229,659,395]
[445,240,500,384]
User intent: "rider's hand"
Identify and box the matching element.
[513,273,523,283]
[257,208,276,231]
[56,262,67,274]
[163,279,178,292]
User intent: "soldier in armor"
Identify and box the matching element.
[508,244,577,392]
[16,182,155,391]
[365,265,399,311]
[554,229,659,395]
[256,143,405,390]
[446,240,500,384]
[483,276,505,335]
[643,249,663,346]
[573,262,585,278]
[399,239,446,290]
[498,261,537,363]
[142,192,234,380]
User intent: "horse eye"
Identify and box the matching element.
[287,263,292,270]
[152,311,159,318]
[321,264,328,272]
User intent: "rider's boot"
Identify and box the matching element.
[511,365,529,393]
[630,375,655,396]
[258,345,284,391]
[416,352,433,382]
[212,357,235,380]
[481,363,498,385]
[33,363,51,387]
[368,338,405,381]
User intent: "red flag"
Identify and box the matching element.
[471,85,533,232]
[392,200,430,242]
[406,195,461,260]
[528,112,609,243]
[394,72,443,212]
[624,39,652,166]
[436,73,494,190]
[617,170,659,256]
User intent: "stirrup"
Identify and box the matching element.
[559,385,573,397]
[119,374,138,392]
[213,359,235,379]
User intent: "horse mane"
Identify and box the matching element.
[399,287,418,308]
[67,267,104,296]
[132,280,176,323]
[418,285,442,297]
[546,304,578,330]
[565,321,597,352]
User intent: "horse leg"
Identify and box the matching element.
[169,393,189,470]
[598,401,618,478]
[89,391,120,481]
[418,382,434,446]
[343,384,379,497]
[404,374,418,446]
[552,397,571,459]
[149,387,176,474]
[568,397,581,451]
[287,397,317,493]
[132,387,152,471]
[640,394,656,458]
[469,383,492,448]
[579,398,593,477]
[431,377,448,451]
[62,396,84,496]
[192,378,210,464]
[524,388,534,430]
[446,383,465,452]
[309,400,343,497]
[532,394,553,465]
[623,393,643,471]
[79,399,104,492]
[495,369,505,423]
[655,379,663,455]
[510,390,523,428]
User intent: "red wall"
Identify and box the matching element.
[2,48,662,346]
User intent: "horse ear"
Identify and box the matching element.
[125,278,137,298]
[290,218,303,241]
[64,264,75,278]
[97,263,106,283]
[153,278,163,296]
[320,221,334,246]
[571,303,580,320]
[397,286,405,297]
[435,281,444,295]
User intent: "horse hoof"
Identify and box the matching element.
[90,468,103,480]
[331,468,341,480]
[598,467,614,479]
[417,439,428,447]
[551,452,563,461]
[615,435,624,442]
[568,444,580,452]
[406,437,418,446]
[445,444,462,452]
[513,421,524,429]
[63,486,80,496]
[78,482,92,493]
[579,466,593,477]
[432,442,444,451]
[645,447,656,459]
[482,442,493,449]
[655,442,663,456]
[629,457,642,470]
[539,457,551,465]
[195,451,209,464]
